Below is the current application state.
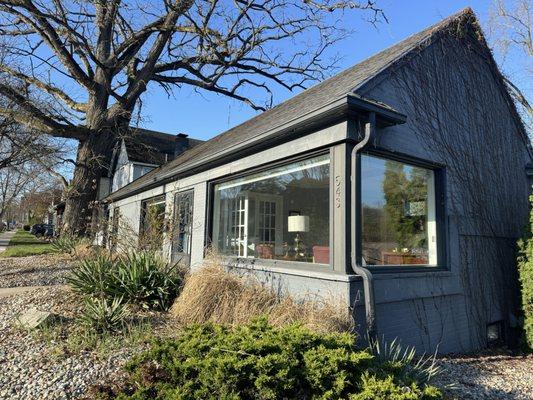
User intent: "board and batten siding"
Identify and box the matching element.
[349,29,531,352]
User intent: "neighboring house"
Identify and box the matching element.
[48,201,65,233]
[106,128,202,196]
[104,9,532,354]
[48,129,201,236]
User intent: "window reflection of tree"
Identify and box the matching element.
[362,158,430,264]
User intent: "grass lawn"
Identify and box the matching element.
[0,230,55,257]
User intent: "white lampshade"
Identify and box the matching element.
[288,215,309,232]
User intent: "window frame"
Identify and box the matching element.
[138,194,167,249]
[206,149,334,271]
[358,149,447,272]
[171,189,195,266]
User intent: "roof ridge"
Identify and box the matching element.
[210,8,476,141]
[352,8,477,93]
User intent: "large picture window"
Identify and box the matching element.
[212,154,330,265]
[361,154,438,266]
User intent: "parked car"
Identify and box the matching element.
[44,225,54,238]
[30,224,54,237]
[30,224,46,236]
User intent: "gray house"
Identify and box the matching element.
[105,9,532,354]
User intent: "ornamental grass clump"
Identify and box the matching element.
[51,234,85,255]
[87,319,442,400]
[170,264,354,333]
[67,254,120,299]
[368,337,441,388]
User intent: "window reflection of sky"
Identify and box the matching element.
[362,155,422,207]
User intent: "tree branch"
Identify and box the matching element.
[0,64,87,112]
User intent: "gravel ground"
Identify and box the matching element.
[434,352,533,399]
[0,286,160,400]
[0,254,74,288]
[0,284,532,399]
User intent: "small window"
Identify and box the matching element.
[110,207,120,250]
[212,154,330,265]
[139,196,166,251]
[361,154,438,266]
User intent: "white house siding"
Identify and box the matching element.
[132,164,155,180]
[111,121,353,301]
[112,142,131,193]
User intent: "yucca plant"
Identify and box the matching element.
[67,255,120,298]
[51,234,83,254]
[79,296,128,333]
[368,336,441,386]
[116,251,183,311]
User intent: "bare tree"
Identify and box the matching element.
[0,161,60,223]
[488,0,532,129]
[0,0,386,235]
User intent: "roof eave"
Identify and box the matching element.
[104,94,406,203]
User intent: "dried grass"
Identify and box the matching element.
[170,263,355,334]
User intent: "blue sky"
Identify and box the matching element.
[137,0,515,141]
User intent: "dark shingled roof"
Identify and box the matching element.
[124,128,203,165]
[125,128,176,165]
[107,8,475,202]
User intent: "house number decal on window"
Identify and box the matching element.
[335,175,342,208]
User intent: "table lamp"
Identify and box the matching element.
[288,215,309,257]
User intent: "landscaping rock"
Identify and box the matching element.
[16,308,56,330]
[433,351,533,399]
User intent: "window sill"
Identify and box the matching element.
[368,266,452,279]
[222,257,358,282]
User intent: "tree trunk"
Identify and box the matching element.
[62,131,116,236]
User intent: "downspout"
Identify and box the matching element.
[351,111,377,340]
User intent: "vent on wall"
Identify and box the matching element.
[486,321,503,346]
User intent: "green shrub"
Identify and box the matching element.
[67,255,120,298]
[116,252,184,311]
[518,194,533,349]
[100,319,441,400]
[349,374,442,400]
[51,234,83,254]
[67,251,183,311]
[79,296,128,333]
[368,337,441,386]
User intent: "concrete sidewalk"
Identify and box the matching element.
[0,285,54,298]
[0,230,15,253]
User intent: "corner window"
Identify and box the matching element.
[361,154,438,266]
[212,154,330,265]
[139,195,166,251]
